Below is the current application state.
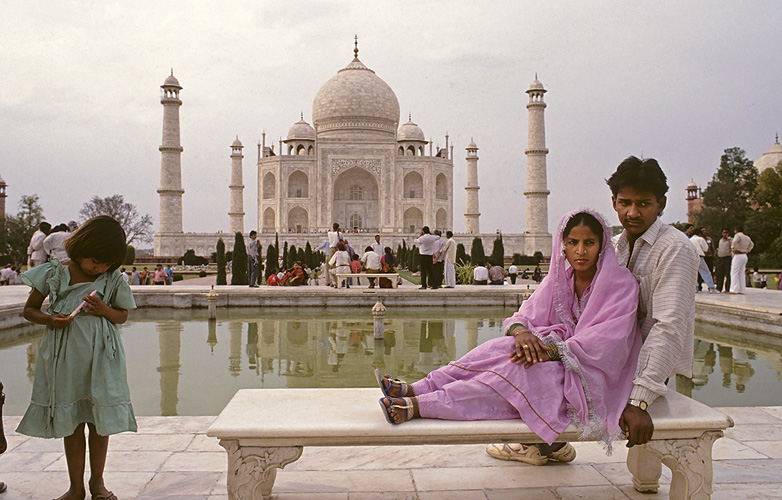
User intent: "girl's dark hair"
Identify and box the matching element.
[563,212,604,250]
[64,216,127,272]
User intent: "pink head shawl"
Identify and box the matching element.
[503,208,642,446]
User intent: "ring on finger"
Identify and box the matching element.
[522,344,529,349]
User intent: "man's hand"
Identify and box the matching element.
[619,404,654,447]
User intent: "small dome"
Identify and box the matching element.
[755,135,782,173]
[0,174,5,185]
[232,136,243,147]
[686,181,697,189]
[163,72,181,88]
[287,117,316,141]
[466,138,478,149]
[527,74,546,93]
[397,117,425,142]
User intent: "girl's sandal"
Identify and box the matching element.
[379,397,415,424]
[374,369,412,398]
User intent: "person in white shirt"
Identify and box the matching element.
[371,235,383,256]
[472,263,489,285]
[43,223,70,262]
[0,264,11,285]
[508,264,518,284]
[686,225,717,293]
[431,230,446,289]
[414,226,440,289]
[727,226,754,295]
[326,223,342,287]
[27,222,51,268]
[440,231,457,288]
[360,246,382,288]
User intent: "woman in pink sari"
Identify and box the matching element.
[377,209,642,463]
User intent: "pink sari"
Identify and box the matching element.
[412,209,641,448]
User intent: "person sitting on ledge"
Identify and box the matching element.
[472,262,489,285]
[282,262,307,286]
[376,210,642,465]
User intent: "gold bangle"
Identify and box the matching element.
[545,344,561,361]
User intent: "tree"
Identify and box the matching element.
[470,237,486,265]
[216,238,227,285]
[456,243,469,265]
[265,243,278,279]
[282,241,289,270]
[304,241,314,269]
[231,233,248,285]
[490,234,504,266]
[79,194,153,245]
[755,162,782,209]
[0,194,45,267]
[124,245,136,265]
[695,148,758,235]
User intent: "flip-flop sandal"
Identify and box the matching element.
[378,397,414,424]
[374,369,411,398]
[91,491,117,500]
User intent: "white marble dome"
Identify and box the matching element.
[397,117,425,142]
[287,118,316,141]
[231,136,243,147]
[756,136,782,173]
[312,57,400,135]
[163,73,181,88]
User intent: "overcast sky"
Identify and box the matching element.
[2,1,779,248]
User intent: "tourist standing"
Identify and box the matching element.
[441,231,457,288]
[533,265,542,283]
[714,228,732,292]
[431,230,446,289]
[689,228,717,293]
[27,221,51,268]
[0,264,11,286]
[131,267,141,285]
[43,223,70,261]
[326,223,342,287]
[165,264,173,285]
[247,230,260,288]
[727,226,754,295]
[153,264,167,285]
[701,228,716,276]
[415,226,439,289]
[371,234,383,256]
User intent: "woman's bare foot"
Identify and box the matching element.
[380,397,418,424]
[54,486,86,500]
[89,479,117,500]
[381,375,414,398]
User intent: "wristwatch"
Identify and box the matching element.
[629,399,648,411]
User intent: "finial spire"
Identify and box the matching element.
[776,132,779,143]
[354,35,359,59]
[301,111,304,120]
[535,72,537,80]
[408,112,412,121]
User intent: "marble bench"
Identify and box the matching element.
[207,388,733,500]
[333,272,399,288]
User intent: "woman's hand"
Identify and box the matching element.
[509,327,550,368]
[83,294,111,317]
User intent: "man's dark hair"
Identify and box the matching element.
[422,226,430,234]
[365,246,373,252]
[446,231,453,238]
[39,221,52,233]
[332,223,339,230]
[249,230,257,237]
[721,227,730,233]
[606,156,669,200]
[434,230,441,236]
[734,225,743,233]
[684,223,694,232]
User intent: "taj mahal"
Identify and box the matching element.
[153,41,553,258]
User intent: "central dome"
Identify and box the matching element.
[312,57,400,137]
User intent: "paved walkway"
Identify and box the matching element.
[2,405,782,499]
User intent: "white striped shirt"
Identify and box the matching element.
[613,218,698,406]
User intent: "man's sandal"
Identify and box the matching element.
[379,397,415,424]
[374,369,412,398]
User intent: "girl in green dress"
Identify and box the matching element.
[19,216,136,500]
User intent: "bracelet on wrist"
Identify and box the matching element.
[545,343,561,361]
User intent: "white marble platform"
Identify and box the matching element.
[2,405,781,499]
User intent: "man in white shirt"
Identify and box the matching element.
[326,223,342,287]
[686,225,717,293]
[43,223,70,262]
[440,231,457,287]
[27,222,51,267]
[431,230,446,289]
[508,264,518,284]
[727,226,754,295]
[371,235,383,256]
[472,262,489,285]
[360,246,382,288]
[0,264,11,285]
[415,226,440,289]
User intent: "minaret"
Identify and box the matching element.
[524,75,551,255]
[229,136,245,234]
[464,139,480,234]
[157,71,185,234]
[0,174,7,219]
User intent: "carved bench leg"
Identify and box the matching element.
[628,444,663,493]
[635,431,723,500]
[220,439,303,500]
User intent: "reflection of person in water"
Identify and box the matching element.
[732,348,754,393]
[691,339,714,386]
[718,345,734,388]
[246,323,259,371]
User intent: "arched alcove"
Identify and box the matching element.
[263,173,276,199]
[288,206,308,233]
[288,170,309,198]
[403,171,424,199]
[263,207,275,232]
[403,207,423,233]
[436,208,447,230]
[435,173,448,200]
[406,145,415,156]
[333,167,379,231]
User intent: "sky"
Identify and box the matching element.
[1,1,780,248]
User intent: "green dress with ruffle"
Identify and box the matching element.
[17,260,137,438]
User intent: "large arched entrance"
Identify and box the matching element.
[288,207,308,233]
[332,167,379,231]
[403,207,423,233]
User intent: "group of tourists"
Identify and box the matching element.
[324,225,397,289]
[472,262,543,285]
[119,265,173,286]
[684,224,757,294]
[26,220,80,269]
[414,227,456,289]
[377,156,700,467]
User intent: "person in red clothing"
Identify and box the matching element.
[282,262,307,286]
[350,254,363,286]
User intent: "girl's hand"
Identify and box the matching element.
[49,314,73,329]
[82,294,111,317]
[509,328,550,368]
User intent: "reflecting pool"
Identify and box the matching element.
[1,307,780,416]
